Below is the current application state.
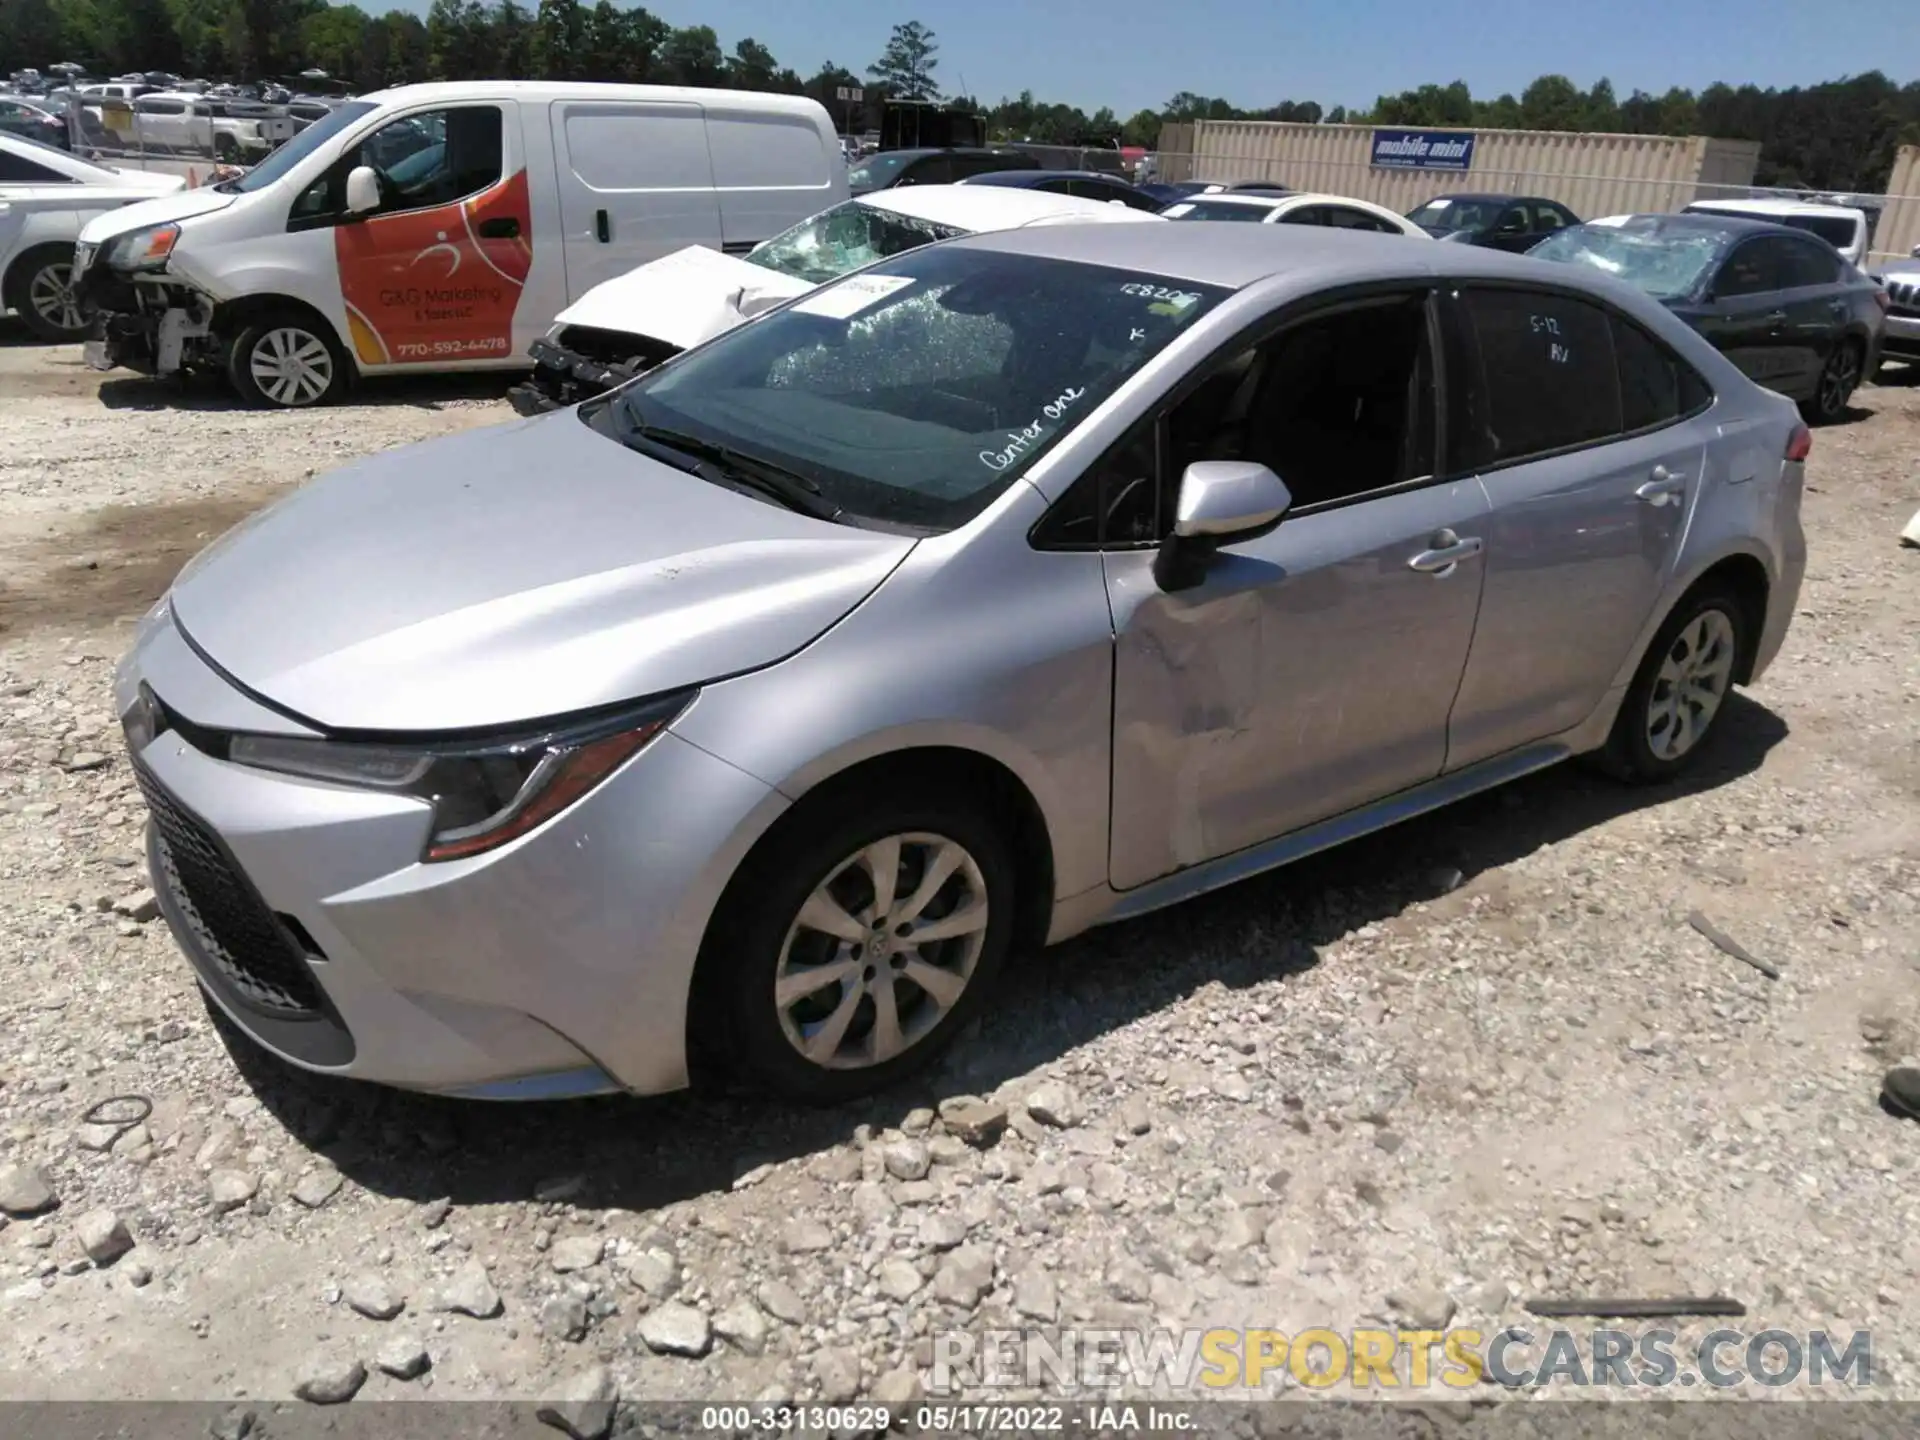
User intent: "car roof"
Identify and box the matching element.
[359,81,830,120]
[960,169,1131,187]
[860,183,1160,231]
[871,147,1028,160]
[1169,192,1285,211]
[954,216,1599,291]
[1582,212,1827,243]
[1417,192,1557,207]
[1685,196,1866,222]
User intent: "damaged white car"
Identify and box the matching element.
[506,184,1163,415]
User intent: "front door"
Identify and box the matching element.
[323,103,533,368]
[1102,290,1490,889]
[1691,236,1808,393]
[1442,288,1702,767]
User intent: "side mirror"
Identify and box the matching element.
[1153,461,1292,592]
[343,164,380,217]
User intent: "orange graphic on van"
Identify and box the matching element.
[335,169,532,366]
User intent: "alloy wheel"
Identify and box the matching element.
[27,261,84,334]
[1645,608,1736,761]
[1820,345,1861,418]
[773,831,988,1070]
[248,326,335,406]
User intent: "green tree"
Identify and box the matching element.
[298,2,368,80]
[1518,74,1584,130]
[657,23,722,86]
[868,19,937,101]
[492,0,532,77]
[725,36,776,91]
[531,0,581,78]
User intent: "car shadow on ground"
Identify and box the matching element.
[96,370,519,413]
[222,694,1789,1214]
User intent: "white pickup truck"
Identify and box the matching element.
[126,91,294,162]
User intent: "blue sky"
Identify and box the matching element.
[383,0,1917,116]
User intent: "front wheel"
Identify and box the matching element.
[702,795,1015,1104]
[1801,340,1863,425]
[225,314,349,408]
[10,246,90,342]
[1597,587,1747,784]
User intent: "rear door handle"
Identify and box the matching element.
[1407,529,1484,574]
[1636,465,1687,506]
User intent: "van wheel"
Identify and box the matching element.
[8,245,90,342]
[226,314,349,409]
[1596,586,1747,784]
[699,791,1015,1104]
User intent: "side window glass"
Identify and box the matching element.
[1613,315,1712,431]
[1531,203,1568,233]
[1496,205,1529,235]
[1454,288,1622,468]
[294,107,502,224]
[1715,241,1782,298]
[1170,294,1434,510]
[1783,240,1840,287]
[902,156,952,185]
[1280,206,1326,226]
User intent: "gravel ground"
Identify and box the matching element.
[0,330,1916,1420]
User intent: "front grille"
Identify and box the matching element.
[1887,279,1920,315]
[133,764,326,1017]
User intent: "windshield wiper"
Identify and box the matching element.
[620,414,845,524]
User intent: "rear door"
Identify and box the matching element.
[1442,287,1706,766]
[1692,237,1804,392]
[548,99,721,301]
[702,102,839,254]
[1775,235,1850,392]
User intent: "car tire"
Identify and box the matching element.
[701,788,1017,1104]
[225,313,350,409]
[1597,585,1747,784]
[8,245,90,342]
[1801,339,1863,426]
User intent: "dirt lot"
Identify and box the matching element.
[0,328,1916,1421]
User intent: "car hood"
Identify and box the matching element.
[167,411,916,733]
[551,245,814,352]
[77,186,235,244]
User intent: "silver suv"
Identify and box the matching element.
[117,225,1809,1105]
[1873,247,1920,372]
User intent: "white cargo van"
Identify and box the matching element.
[73,81,846,407]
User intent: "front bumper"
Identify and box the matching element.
[119,612,788,1098]
[77,264,211,376]
[1879,313,1920,360]
[505,334,674,417]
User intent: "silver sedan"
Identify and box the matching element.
[117,224,1808,1103]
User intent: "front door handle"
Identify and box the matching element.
[1763,309,1788,329]
[1636,465,1687,506]
[476,216,520,239]
[594,208,610,243]
[1407,529,1484,575]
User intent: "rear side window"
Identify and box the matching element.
[1325,206,1397,233]
[898,155,953,185]
[1779,238,1841,287]
[0,151,68,183]
[1612,316,1713,432]
[706,112,831,190]
[1780,214,1859,250]
[1453,288,1621,467]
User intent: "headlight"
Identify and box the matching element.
[105,223,180,274]
[227,691,693,862]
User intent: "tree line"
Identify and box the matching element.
[3,0,1915,193]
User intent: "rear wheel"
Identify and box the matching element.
[1801,339,1863,425]
[1598,587,1747,783]
[225,313,349,409]
[700,792,1015,1104]
[9,245,90,342]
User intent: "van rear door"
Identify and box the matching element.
[700,101,842,254]
[549,99,721,302]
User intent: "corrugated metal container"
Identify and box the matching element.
[1876,146,1920,266]
[1169,120,1761,224]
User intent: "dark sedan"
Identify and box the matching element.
[1530,213,1886,424]
[956,168,1164,211]
[1408,193,1578,251]
[847,147,1039,194]
[0,96,70,149]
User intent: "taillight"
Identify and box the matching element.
[1873,288,1891,312]
[1785,423,1812,463]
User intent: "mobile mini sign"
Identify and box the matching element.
[1370,129,1476,172]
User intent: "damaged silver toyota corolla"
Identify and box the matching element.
[118,223,1806,1103]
